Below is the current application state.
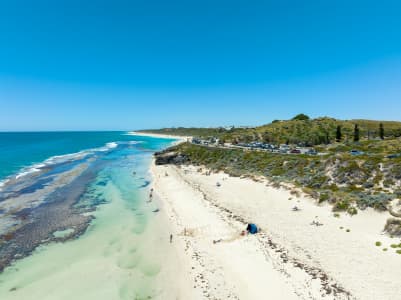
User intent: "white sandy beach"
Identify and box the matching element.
[128,131,191,144]
[152,163,401,300]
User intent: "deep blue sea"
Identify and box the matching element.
[0,131,172,182]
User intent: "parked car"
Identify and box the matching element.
[290,149,301,154]
[350,150,364,156]
[386,153,401,159]
[306,149,317,155]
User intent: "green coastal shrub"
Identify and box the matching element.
[328,184,339,192]
[394,189,401,197]
[383,179,395,188]
[356,193,394,211]
[319,193,329,203]
[375,241,382,246]
[347,207,358,216]
[167,140,401,215]
[345,185,363,192]
[334,200,350,211]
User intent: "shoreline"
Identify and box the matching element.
[0,139,182,300]
[128,131,191,144]
[151,162,401,299]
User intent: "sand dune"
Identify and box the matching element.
[152,163,401,300]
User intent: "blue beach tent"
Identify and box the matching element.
[247,223,258,234]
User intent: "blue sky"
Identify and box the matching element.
[1,0,401,130]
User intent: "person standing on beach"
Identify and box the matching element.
[170,234,173,243]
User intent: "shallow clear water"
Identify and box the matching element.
[0,132,177,299]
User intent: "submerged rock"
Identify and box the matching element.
[384,218,401,236]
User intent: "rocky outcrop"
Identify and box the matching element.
[389,206,401,218]
[384,218,401,236]
[388,199,401,218]
[154,150,188,165]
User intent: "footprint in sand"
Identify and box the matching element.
[131,224,146,235]
[103,238,123,256]
[116,252,141,269]
[138,260,161,277]
[119,281,154,300]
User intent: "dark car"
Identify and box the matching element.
[307,149,317,155]
[386,153,401,159]
[290,149,301,154]
[350,150,364,156]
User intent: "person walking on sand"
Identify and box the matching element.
[170,234,173,243]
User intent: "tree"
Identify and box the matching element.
[292,113,310,121]
[243,135,253,143]
[354,124,360,142]
[379,123,384,140]
[317,134,326,145]
[325,131,330,144]
[262,131,271,143]
[336,125,342,142]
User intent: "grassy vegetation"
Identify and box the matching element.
[152,115,401,216]
[161,138,401,213]
[141,115,401,146]
[139,127,230,138]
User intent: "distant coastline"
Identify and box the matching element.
[128,131,190,144]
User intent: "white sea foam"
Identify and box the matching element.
[3,141,122,185]
[115,141,142,146]
[15,168,41,179]
[0,179,10,192]
[123,132,136,136]
[96,142,118,152]
[106,142,118,148]
[44,151,90,165]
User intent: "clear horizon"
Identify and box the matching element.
[1,0,401,131]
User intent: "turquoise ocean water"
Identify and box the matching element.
[0,132,177,299]
[0,131,172,181]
